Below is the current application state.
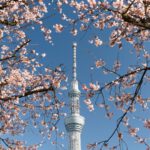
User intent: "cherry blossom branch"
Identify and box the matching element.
[99,1,150,30]
[122,14,150,30]
[0,137,12,149]
[103,1,150,30]
[0,0,28,10]
[0,0,18,10]
[102,66,121,77]
[122,0,136,14]
[0,39,31,62]
[94,69,147,149]
[97,67,150,93]
[0,20,18,26]
[0,84,54,101]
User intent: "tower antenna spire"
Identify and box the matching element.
[72,42,77,81]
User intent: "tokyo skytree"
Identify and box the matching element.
[64,43,85,150]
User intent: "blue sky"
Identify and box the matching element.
[18,3,150,150]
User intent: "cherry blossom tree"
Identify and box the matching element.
[0,0,150,149]
[0,0,67,149]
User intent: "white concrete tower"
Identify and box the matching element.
[64,43,85,150]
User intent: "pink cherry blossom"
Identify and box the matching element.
[95,59,105,68]
[128,127,139,137]
[53,24,64,33]
[87,0,96,8]
[144,120,150,129]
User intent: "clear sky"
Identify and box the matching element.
[19,2,150,150]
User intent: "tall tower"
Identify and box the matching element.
[64,43,85,150]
